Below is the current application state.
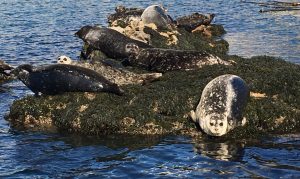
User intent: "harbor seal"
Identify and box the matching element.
[12,64,124,95]
[75,26,153,59]
[57,55,162,86]
[190,74,249,136]
[125,43,231,72]
[141,5,174,29]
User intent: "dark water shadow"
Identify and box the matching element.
[194,137,246,162]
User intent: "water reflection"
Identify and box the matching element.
[194,139,245,161]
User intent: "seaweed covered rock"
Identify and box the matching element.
[6,56,300,138]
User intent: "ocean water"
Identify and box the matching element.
[0,0,299,178]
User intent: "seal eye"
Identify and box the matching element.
[63,58,67,61]
[219,122,223,126]
[209,122,214,126]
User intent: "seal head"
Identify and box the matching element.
[191,74,249,136]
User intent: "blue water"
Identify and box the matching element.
[0,0,300,178]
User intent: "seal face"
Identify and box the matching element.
[75,26,153,59]
[13,64,124,95]
[190,74,249,136]
[125,43,231,72]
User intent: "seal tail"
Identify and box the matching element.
[107,84,125,96]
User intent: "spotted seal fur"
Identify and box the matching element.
[75,26,153,59]
[57,55,162,86]
[12,64,124,95]
[125,43,231,72]
[190,74,249,136]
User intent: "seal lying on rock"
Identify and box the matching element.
[57,55,162,86]
[75,25,153,59]
[12,64,124,95]
[190,75,249,136]
[141,5,174,30]
[125,43,231,72]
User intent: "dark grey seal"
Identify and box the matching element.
[75,25,153,59]
[190,74,249,136]
[12,64,124,96]
[125,43,231,72]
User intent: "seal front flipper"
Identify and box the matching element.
[189,110,198,123]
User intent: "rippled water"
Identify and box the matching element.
[0,0,299,178]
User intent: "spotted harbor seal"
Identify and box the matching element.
[75,26,153,59]
[12,64,124,95]
[57,55,162,86]
[125,43,231,72]
[190,75,249,136]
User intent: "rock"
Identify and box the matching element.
[107,5,144,26]
[6,56,300,139]
[75,25,153,59]
[176,13,215,32]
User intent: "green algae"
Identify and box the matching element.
[6,56,300,139]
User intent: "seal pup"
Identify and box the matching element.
[190,75,249,136]
[57,56,162,86]
[75,26,153,59]
[125,43,231,72]
[12,64,124,96]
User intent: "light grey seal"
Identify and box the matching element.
[190,74,249,136]
[12,64,124,96]
[141,5,174,29]
[57,55,162,86]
